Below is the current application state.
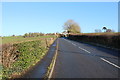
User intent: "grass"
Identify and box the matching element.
[1,35,56,79]
[2,35,56,44]
[2,40,49,79]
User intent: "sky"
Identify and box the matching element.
[1,0,120,2]
[2,2,118,36]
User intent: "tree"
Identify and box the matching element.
[106,29,115,32]
[23,33,28,38]
[95,29,102,33]
[102,27,107,32]
[102,27,115,32]
[106,29,112,32]
[12,35,15,37]
[111,29,115,32]
[63,19,81,33]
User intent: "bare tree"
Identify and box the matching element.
[106,29,112,32]
[63,19,81,33]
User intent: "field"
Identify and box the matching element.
[2,35,56,44]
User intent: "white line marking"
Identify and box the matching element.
[63,38,90,53]
[78,47,91,53]
[100,58,120,69]
[48,40,59,79]
[63,39,70,43]
[82,48,91,53]
[72,43,76,46]
[79,47,82,49]
[73,44,76,46]
[72,43,75,45]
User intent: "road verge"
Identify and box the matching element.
[44,38,59,79]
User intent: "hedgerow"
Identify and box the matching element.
[68,33,120,49]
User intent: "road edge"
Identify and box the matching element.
[45,38,59,79]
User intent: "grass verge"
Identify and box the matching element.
[44,39,58,79]
[2,40,48,79]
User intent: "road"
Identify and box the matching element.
[52,38,119,78]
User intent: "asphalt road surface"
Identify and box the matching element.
[52,38,119,78]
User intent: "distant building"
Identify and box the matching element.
[62,30,68,37]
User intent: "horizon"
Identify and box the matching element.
[2,2,118,36]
